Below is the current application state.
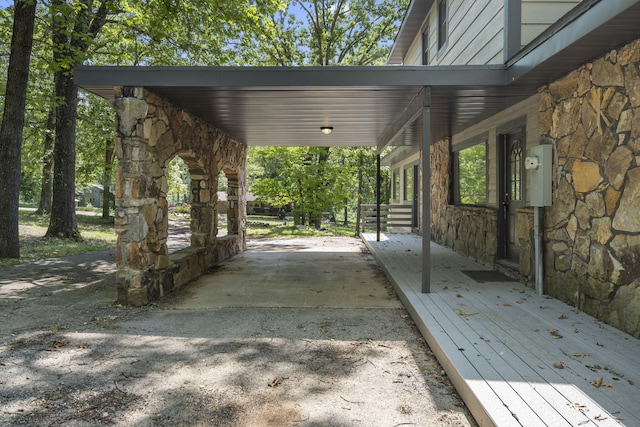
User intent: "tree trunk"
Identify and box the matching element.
[46,0,111,239]
[101,140,114,219]
[35,106,55,215]
[46,69,79,238]
[0,0,37,258]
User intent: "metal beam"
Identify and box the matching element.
[421,88,432,294]
[75,65,507,93]
[377,88,424,152]
[504,0,522,62]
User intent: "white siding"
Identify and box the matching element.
[451,94,540,207]
[521,0,581,46]
[403,0,505,66]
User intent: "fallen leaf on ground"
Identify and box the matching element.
[52,341,67,348]
[268,377,282,387]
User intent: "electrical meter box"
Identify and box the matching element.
[526,144,552,207]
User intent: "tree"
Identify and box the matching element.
[0,0,37,258]
[46,0,115,239]
[249,146,354,226]
[246,0,407,229]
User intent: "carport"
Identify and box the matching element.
[76,64,515,306]
[73,0,640,307]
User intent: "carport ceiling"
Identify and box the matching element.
[75,65,507,148]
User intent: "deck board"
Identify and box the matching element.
[362,233,640,427]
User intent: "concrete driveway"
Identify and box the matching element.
[1,236,475,426]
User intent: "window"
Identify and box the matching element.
[421,26,429,64]
[393,170,400,200]
[454,142,487,205]
[404,166,413,202]
[437,0,447,50]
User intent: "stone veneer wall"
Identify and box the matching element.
[539,39,640,337]
[429,138,498,267]
[111,87,247,306]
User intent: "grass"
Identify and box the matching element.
[246,215,357,239]
[0,208,117,268]
[1,210,359,268]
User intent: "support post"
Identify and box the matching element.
[376,153,381,242]
[534,206,544,295]
[421,88,431,293]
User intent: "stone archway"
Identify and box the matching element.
[111,87,246,306]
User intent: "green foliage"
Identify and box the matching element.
[457,144,487,205]
[249,146,355,226]
[166,156,190,205]
[244,0,410,66]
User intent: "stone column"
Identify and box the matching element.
[111,87,158,306]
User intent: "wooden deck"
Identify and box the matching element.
[362,233,640,427]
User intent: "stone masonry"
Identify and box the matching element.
[429,138,499,268]
[539,38,640,337]
[111,87,247,306]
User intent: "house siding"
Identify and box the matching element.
[521,0,581,47]
[404,0,505,66]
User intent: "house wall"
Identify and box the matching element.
[403,0,582,66]
[404,0,505,66]
[521,0,581,47]
[539,39,640,338]
[424,38,640,338]
[112,87,247,306]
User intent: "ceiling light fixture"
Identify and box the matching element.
[320,126,333,135]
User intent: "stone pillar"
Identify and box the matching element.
[111,87,158,306]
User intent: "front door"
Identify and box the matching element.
[500,128,524,263]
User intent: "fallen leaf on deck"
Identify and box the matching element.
[594,414,608,421]
[573,353,589,357]
[586,365,601,372]
[516,298,525,304]
[558,314,568,319]
[553,362,565,369]
[503,303,512,307]
[548,329,563,339]
[456,309,472,317]
[590,377,612,388]
[567,402,587,412]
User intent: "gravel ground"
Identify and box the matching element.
[0,237,476,427]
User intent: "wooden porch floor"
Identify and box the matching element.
[361,233,640,427]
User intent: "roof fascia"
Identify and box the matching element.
[506,0,638,81]
[75,65,507,93]
[388,0,434,65]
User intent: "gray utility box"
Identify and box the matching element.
[525,144,552,207]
